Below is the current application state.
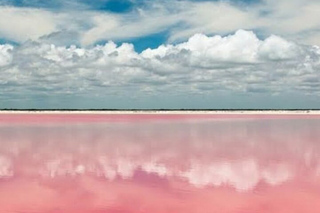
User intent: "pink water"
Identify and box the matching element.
[0,113,320,213]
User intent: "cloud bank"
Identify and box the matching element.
[0,30,319,106]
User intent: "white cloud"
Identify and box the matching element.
[167,1,260,42]
[142,29,304,64]
[78,1,260,46]
[144,30,261,63]
[169,0,320,46]
[1,30,319,99]
[80,14,121,46]
[80,5,183,46]
[0,44,13,67]
[0,7,59,42]
[1,0,320,47]
[258,35,303,60]
[259,0,320,35]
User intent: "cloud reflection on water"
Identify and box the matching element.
[0,116,320,212]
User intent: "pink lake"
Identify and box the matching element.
[0,113,320,213]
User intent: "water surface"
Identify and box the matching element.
[0,113,320,212]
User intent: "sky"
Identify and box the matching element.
[0,0,320,109]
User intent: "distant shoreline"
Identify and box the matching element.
[1,110,320,114]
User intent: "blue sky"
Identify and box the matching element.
[0,0,320,109]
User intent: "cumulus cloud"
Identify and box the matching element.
[142,30,304,62]
[1,29,319,103]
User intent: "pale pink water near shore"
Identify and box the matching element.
[0,113,320,212]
